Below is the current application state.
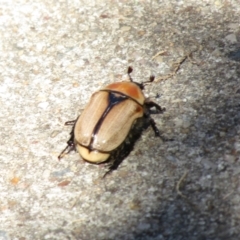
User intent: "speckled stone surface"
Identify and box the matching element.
[0,0,240,239]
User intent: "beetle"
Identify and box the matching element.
[58,67,165,170]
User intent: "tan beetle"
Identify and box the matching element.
[58,67,165,172]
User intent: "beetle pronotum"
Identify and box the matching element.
[58,67,165,172]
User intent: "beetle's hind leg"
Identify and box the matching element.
[58,120,77,160]
[65,120,76,125]
[58,130,76,160]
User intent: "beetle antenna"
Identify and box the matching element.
[143,75,155,86]
[127,66,134,82]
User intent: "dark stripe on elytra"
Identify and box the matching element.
[101,89,144,107]
[88,92,128,150]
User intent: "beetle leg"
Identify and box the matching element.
[151,117,173,140]
[144,105,173,141]
[145,114,172,140]
[145,99,166,114]
[102,161,120,178]
[148,117,160,137]
[144,100,168,137]
[58,137,75,160]
[65,120,76,126]
[58,121,76,160]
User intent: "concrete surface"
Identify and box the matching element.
[0,0,240,239]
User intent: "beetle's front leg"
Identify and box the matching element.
[144,100,167,138]
[145,114,171,140]
[148,117,160,137]
[144,99,166,114]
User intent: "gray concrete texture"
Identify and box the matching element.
[0,0,240,239]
